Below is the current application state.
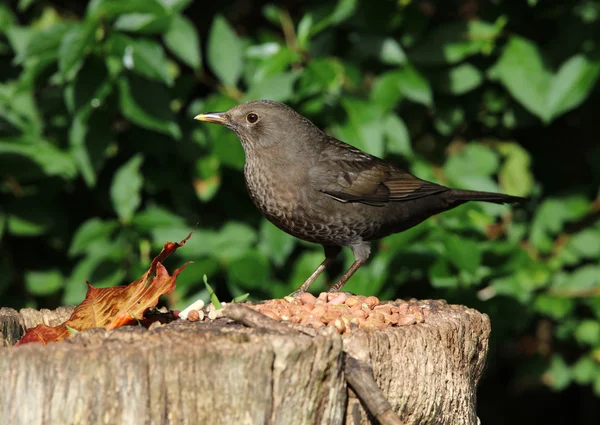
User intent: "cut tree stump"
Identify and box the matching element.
[0,300,490,425]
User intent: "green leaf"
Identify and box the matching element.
[443,234,482,275]
[444,144,500,188]
[207,15,243,87]
[301,0,357,42]
[114,12,171,34]
[164,14,201,70]
[194,155,221,202]
[547,54,600,119]
[258,218,297,267]
[533,295,574,319]
[209,131,245,169]
[336,98,385,157]
[115,13,156,31]
[530,197,590,253]
[17,22,74,64]
[111,34,173,86]
[396,64,433,107]
[228,251,270,289]
[496,142,534,197]
[0,81,42,135]
[231,293,250,303]
[370,71,404,111]
[429,258,460,288]
[66,59,115,186]
[0,139,78,180]
[58,23,96,81]
[568,228,600,259]
[575,320,600,346]
[70,218,119,256]
[5,26,33,59]
[66,56,113,114]
[571,356,598,385]
[379,38,407,65]
[545,355,571,391]
[65,325,79,335]
[246,42,281,60]
[244,72,298,102]
[209,222,257,261]
[117,74,180,138]
[298,57,345,98]
[296,14,313,50]
[156,222,257,261]
[433,63,483,95]
[262,4,281,26]
[87,0,167,21]
[490,36,552,122]
[383,114,412,157]
[250,47,300,85]
[157,0,193,12]
[323,0,357,26]
[110,154,144,223]
[491,37,600,122]
[4,198,58,238]
[25,269,64,296]
[132,205,187,232]
[69,110,115,187]
[7,214,48,236]
[18,0,35,12]
[0,4,16,33]
[411,21,500,65]
[551,265,600,291]
[204,274,222,309]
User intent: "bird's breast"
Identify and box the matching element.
[243,157,302,225]
[243,156,382,245]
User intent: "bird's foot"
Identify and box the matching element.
[288,289,306,299]
[327,288,355,297]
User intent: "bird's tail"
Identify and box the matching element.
[447,189,526,205]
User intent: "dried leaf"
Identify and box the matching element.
[16,231,194,345]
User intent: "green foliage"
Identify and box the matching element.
[1,0,600,419]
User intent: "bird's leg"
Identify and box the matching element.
[328,260,365,292]
[290,245,341,297]
[328,242,371,293]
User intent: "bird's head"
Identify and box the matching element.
[194,100,323,153]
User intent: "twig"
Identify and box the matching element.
[345,356,405,425]
[279,9,298,51]
[223,303,312,336]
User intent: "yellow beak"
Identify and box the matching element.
[193,112,227,125]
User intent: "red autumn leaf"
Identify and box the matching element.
[17,231,194,346]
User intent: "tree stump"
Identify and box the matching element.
[0,300,490,425]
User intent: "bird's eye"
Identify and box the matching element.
[246,113,259,124]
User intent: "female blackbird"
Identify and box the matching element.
[195,100,524,295]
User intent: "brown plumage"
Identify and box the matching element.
[195,100,524,295]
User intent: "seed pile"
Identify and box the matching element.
[248,292,426,334]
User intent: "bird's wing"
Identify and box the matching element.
[309,137,448,206]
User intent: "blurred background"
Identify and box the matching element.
[1,0,599,422]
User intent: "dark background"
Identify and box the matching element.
[1,0,599,423]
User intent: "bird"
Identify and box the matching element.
[194,100,524,295]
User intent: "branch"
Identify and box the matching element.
[345,356,405,425]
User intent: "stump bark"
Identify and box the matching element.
[0,301,490,425]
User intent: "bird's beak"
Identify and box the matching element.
[194,112,227,125]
